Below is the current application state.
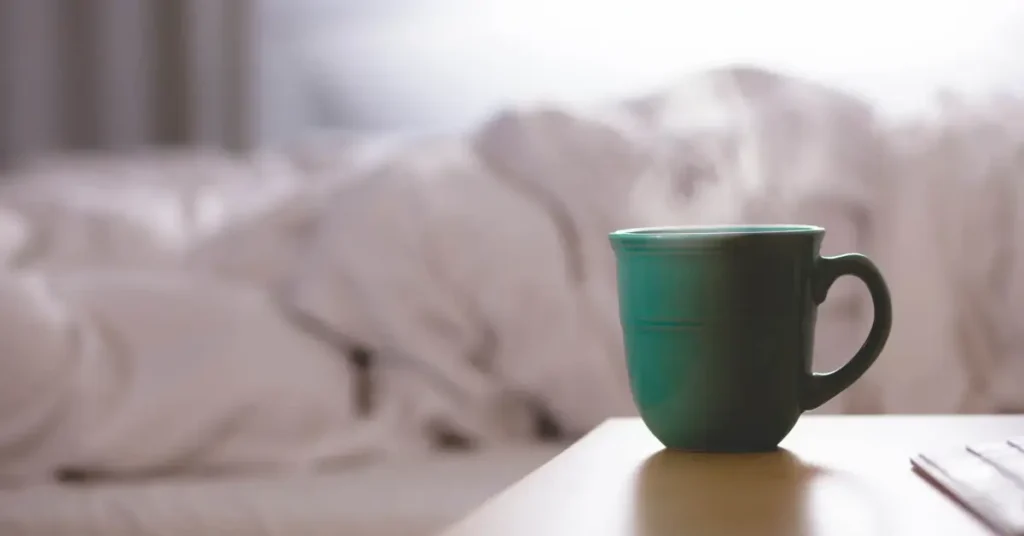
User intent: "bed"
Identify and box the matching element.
[2,67,1024,534]
[0,147,572,536]
[0,445,564,536]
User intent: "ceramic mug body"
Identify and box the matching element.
[609,225,892,452]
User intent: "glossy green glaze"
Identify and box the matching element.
[610,225,892,452]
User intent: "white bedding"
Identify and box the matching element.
[0,444,564,536]
[0,65,1022,487]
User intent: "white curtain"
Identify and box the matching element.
[0,0,257,168]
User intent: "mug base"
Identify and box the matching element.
[663,443,781,454]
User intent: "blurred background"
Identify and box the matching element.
[3,0,1023,162]
[1,2,1024,536]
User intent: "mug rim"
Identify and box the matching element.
[611,224,824,240]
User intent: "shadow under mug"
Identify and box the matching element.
[609,225,892,452]
[634,448,824,536]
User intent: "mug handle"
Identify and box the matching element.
[801,253,893,410]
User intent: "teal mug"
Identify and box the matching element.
[609,225,892,452]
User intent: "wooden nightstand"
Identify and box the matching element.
[440,416,1024,536]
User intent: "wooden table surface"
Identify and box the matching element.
[440,415,1024,536]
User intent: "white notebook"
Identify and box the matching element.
[912,437,1024,536]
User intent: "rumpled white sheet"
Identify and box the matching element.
[869,97,1024,414]
[0,66,1021,483]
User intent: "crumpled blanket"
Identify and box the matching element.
[0,65,1020,483]
[0,271,386,482]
